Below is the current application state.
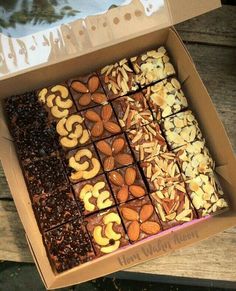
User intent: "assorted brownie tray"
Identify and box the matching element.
[5,46,228,273]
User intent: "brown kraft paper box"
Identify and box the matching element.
[0,0,236,289]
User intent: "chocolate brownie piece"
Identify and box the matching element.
[5,91,48,136]
[15,123,60,162]
[33,187,80,232]
[44,219,95,272]
[85,208,129,257]
[23,156,69,196]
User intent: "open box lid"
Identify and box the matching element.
[0,0,220,80]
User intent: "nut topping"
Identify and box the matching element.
[70,74,107,109]
[96,135,133,171]
[185,174,228,217]
[68,146,101,182]
[119,197,161,242]
[130,46,175,87]
[99,58,138,99]
[84,104,121,139]
[38,84,75,119]
[108,166,147,203]
[56,114,90,149]
[128,122,167,161]
[151,183,196,229]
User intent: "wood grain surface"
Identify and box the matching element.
[0,5,235,282]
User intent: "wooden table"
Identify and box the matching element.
[0,5,235,288]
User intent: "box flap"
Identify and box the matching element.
[167,0,221,25]
[0,0,220,81]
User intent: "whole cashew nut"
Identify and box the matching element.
[46,94,56,108]
[97,191,113,209]
[105,222,121,240]
[38,88,48,103]
[66,115,84,131]
[55,96,73,108]
[51,106,68,118]
[103,212,121,225]
[51,85,69,98]
[100,241,120,254]
[92,182,106,198]
[69,156,89,171]
[83,191,95,212]
[93,226,110,246]
[75,149,92,161]
[61,137,78,148]
[56,118,68,136]
[79,184,93,200]
[83,158,101,180]
[80,129,90,144]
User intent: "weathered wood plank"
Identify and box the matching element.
[176,5,236,47]
[0,200,32,263]
[1,199,236,282]
[185,43,236,152]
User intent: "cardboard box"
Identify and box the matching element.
[0,0,236,289]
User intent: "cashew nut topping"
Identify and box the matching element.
[83,158,101,180]
[55,96,73,108]
[46,94,56,108]
[56,118,68,136]
[100,241,120,254]
[92,182,105,198]
[66,115,84,131]
[80,130,89,144]
[79,184,93,199]
[69,150,100,181]
[38,88,47,103]
[75,149,92,161]
[70,171,83,181]
[68,124,82,139]
[97,190,113,209]
[93,226,110,246]
[69,156,89,171]
[103,212,121,225]
[83,191,95,212]
[51,85,69,98]
[60,136,78,148]
[105,222,121,240]
[56,114,89,148]
[51,106,68,118]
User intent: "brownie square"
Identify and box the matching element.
[15,123,60,163]
[73,174,115,216]
[33,187,80,232]
[23,156,69,196]
[174,140,215,180]
[82,104,122,141]
[111,92,153,131]
[150,183,197,230]
[37,83,77,121]
[108,165,147,204]
[98,58,138,100]
[95,134,133,172]
[119,196,162,243]
[185,174,228,217]
[5,91,48,136]
[66,144,103,184]
[44,219,95,273]
[140,152,182,192]
[161,110,203,150]
[85,207,129,257]
[143,77,188,120]
[68,73,108,111]
[130,46,175,87]
[127,122,167,161]
[55,113,91,151]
